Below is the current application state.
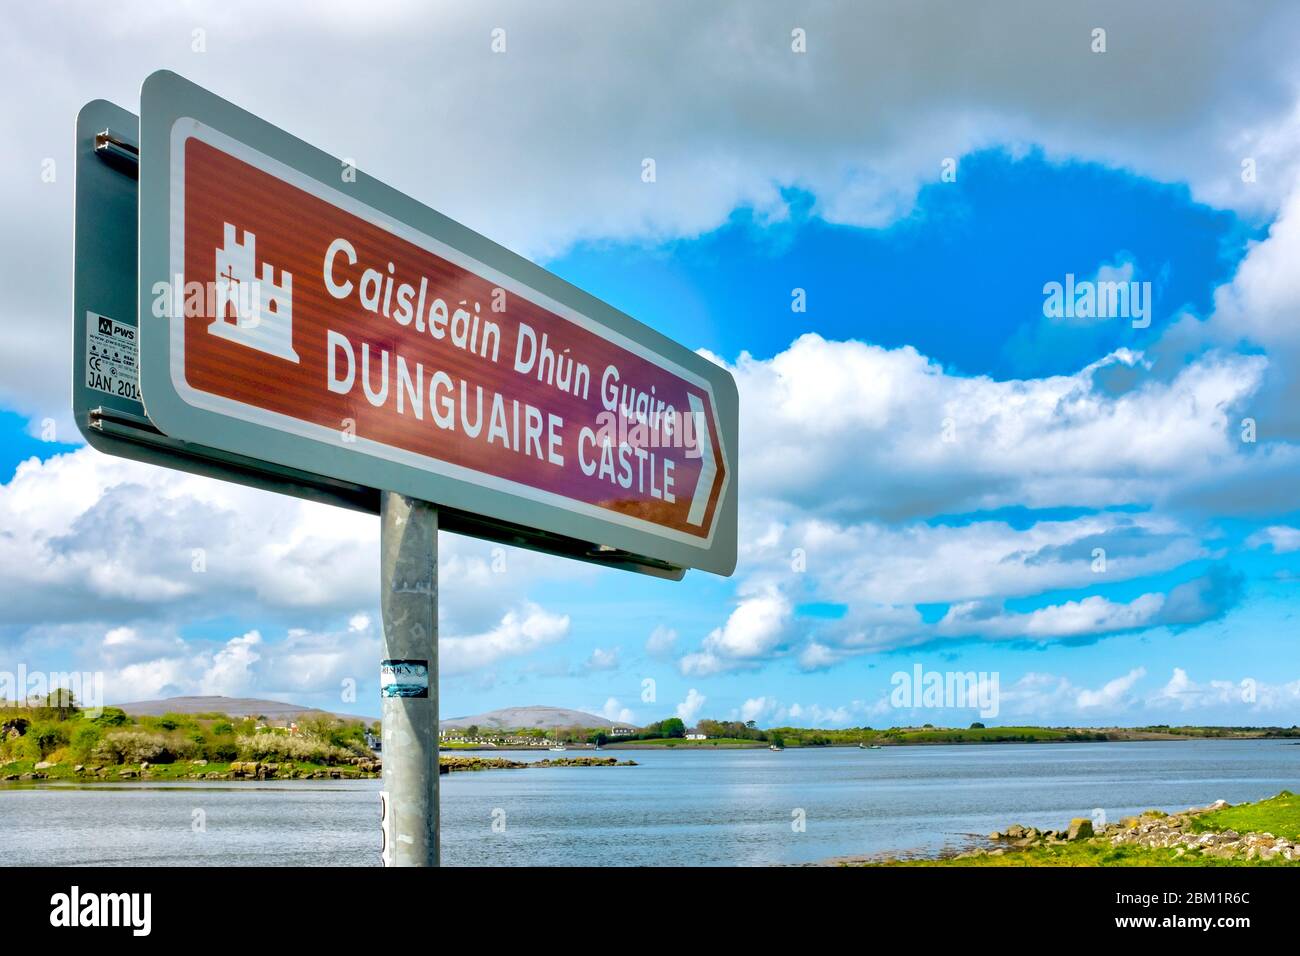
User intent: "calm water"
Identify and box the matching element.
[2,740,1297,866]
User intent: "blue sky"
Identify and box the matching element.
[440,150,1297,725]
[551,150,1257,379]
[3,1,1300,730]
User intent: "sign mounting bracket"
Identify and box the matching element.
[94,128,139,175]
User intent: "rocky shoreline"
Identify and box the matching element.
[1,754,637,782]
[808,792,1300,867]
[439,755,636,773]
[967,798,1300,863]
[0,757,382,782]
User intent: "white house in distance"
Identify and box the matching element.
[610,726,635,737]
[685,728,708,740]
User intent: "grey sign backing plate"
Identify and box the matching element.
[73,98,381,514]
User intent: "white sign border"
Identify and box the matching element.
[167,116,729,551]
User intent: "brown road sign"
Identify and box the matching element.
[137,72,737,576]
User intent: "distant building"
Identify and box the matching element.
[611,727,635,736]
[685,729,707,740]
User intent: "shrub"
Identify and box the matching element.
[205,738,239,764]
[91,707,128,727]
[297,715,337,743]
[211,721,234,737]
[235,734,348,764]
[205,737,238,761]
[339,737,372,758]
[169,735,200,761]
[70,723,104,760]
[93,731,175,765]
[333,721,369,744]
[3,734,41,763]
[27,720,70,757]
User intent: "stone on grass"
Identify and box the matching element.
[1067,818,1094,841]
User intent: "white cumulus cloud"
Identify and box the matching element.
[675,688,707,724]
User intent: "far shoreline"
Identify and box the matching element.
[455,734,1298,751]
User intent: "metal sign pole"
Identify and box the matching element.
[378,491,439,867]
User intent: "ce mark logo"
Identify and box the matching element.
[89,355,104,372]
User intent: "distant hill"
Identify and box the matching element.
[110,696,620,731]
[112,695,371,723]
[441,705,626,730]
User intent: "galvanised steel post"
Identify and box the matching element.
[378,491,439,866]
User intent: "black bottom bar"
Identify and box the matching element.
[4,865,1285,941]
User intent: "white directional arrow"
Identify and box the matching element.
[686,393,717,527]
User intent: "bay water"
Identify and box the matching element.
[2,739,1296,866]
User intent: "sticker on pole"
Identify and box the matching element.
[380,660,429,699]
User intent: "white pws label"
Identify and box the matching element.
[85,311,140,403]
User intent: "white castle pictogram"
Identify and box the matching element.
[209,222,300,363]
